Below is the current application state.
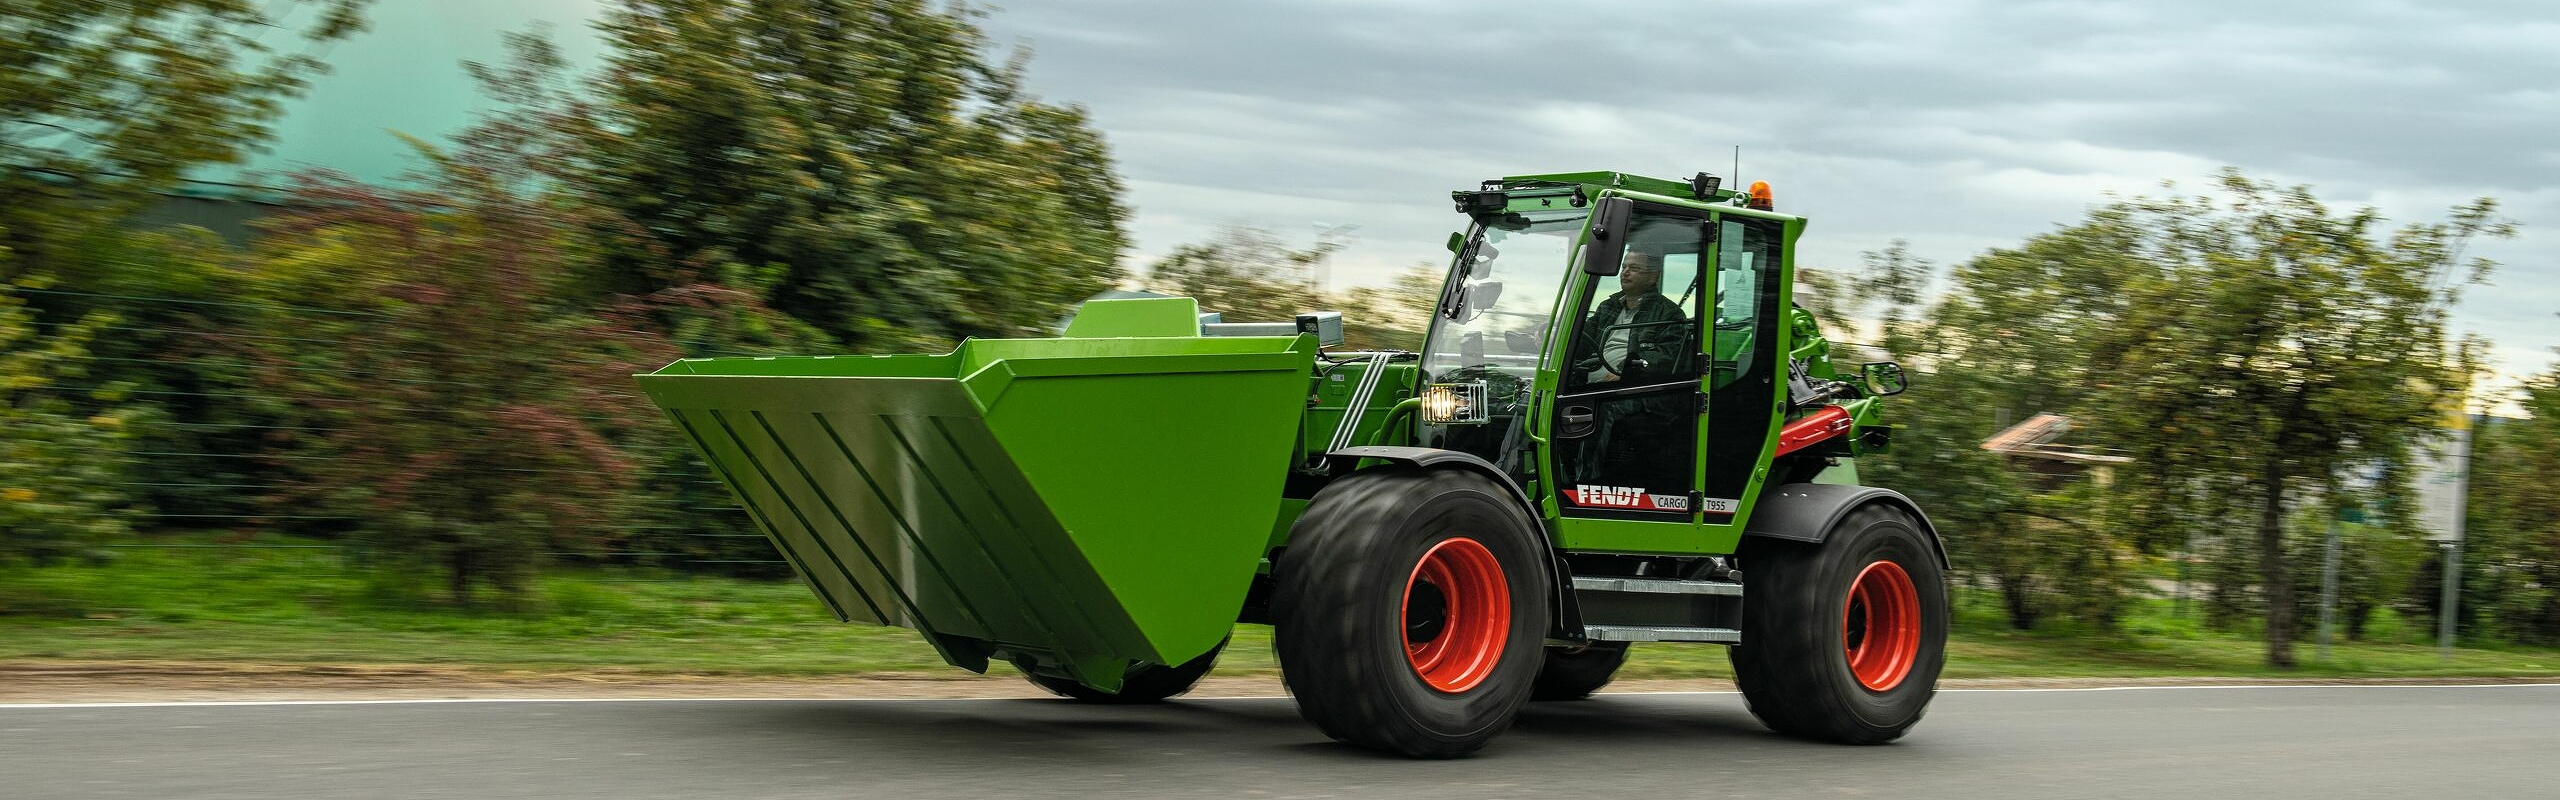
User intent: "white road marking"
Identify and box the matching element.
[1613,683,2560,695]
[0,697,916,709]
[1943,683,2560,692]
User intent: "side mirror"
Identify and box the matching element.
[1581,196,1632,276]
[1861,361,1910,396]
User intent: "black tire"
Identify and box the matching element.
[1274,467,1551,759]
[1729,503,1947,744]
[1530,642,1631,701]
[1026,639,1225,704]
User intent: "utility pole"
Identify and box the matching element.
[2174,502,2193,619]
[2439,541,2463,658]
[2316,512,2342,661]
[2436,422,2472,660]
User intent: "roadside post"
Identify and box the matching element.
[2415,414,2473,660]
[2316,513,2341,661]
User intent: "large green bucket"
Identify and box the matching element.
[637,325,1315,689]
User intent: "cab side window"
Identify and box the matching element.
[1710,217,1774,390]
[1699,215,1786,514]
[1562,215,1704,392]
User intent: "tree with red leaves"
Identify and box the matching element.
[235,123,676,605]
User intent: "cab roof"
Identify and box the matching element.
[1495,171,1743,205]
[1487,170,1801,223]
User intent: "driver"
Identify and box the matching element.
[1580,251,1686,384]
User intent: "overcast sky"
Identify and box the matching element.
[245,0,2556,393]
[961,0,2557,392]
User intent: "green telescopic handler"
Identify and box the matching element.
[638,170,1949,758]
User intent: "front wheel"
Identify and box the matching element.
[1274,467,1551,759]
[1729,503,1947,743]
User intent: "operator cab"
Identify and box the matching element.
[1413,172,1792,550]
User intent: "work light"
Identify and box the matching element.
[1420,381,1490,425]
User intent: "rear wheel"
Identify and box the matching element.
[1026,639,1224,703]
[1729,503,1946,743]
[1275,467,1550,758]
[1529,642,1631,701]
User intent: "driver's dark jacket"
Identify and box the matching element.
[1580,292,1689,384]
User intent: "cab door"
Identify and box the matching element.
[1546,203,1711,541]
[1697,214,1788,537]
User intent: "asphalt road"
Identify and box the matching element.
[6,685,2555,799]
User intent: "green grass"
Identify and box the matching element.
[0,543,955,675]
[3,541,2553,680]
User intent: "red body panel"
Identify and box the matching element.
[1774,405,1853,458]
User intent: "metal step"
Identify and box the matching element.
[1569,576,1744,596]
[1581,624,1742,643]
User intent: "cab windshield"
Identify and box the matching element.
[1420,209,1584,381]
[1412,207,1586,476]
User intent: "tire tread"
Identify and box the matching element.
[1274,467,1548,758]
[1729,503,1946,744]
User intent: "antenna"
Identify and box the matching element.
[1732,145,1740,188]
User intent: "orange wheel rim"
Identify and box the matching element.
[1401,537,1510,693]
[1843,559,1921,692]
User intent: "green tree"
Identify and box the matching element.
[0,282,150,567]
[2086,171,2509,666]
[1140,226,1329,324]
[568,0,1127,351]
[2467,372,2560,643]
[1332,264,1441,351]
[1,0,367,279]
[1136,226,1439,351]
[3,2,371,530]
[20,223,314,530]
[1845,238,2140,630]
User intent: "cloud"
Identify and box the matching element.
[976,0,2558,378]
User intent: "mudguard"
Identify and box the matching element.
[1744,483,1951,568]
[1327,445,1535,516]
[1324,445,1583,637]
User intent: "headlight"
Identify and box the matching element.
[1420,381,1490,425]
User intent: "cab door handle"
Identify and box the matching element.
[1558,406,1596,439]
